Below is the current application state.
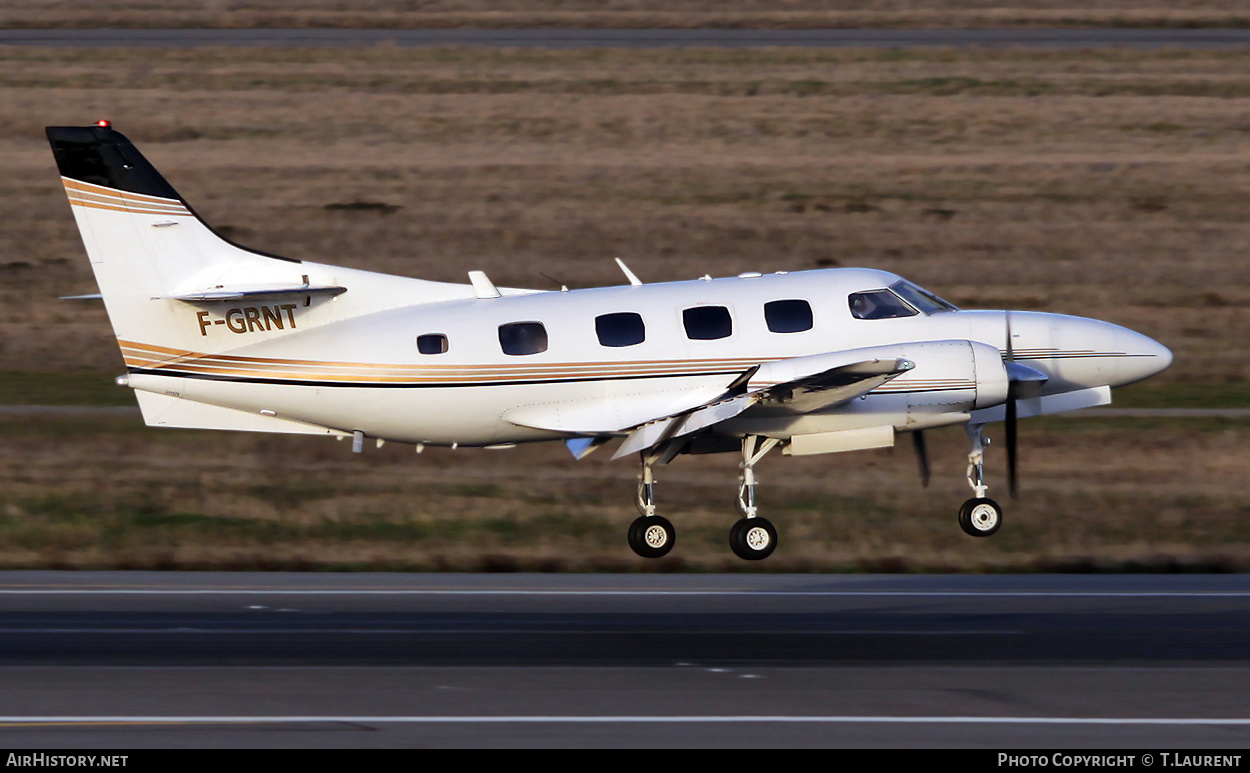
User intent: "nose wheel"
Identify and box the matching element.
[958,497,1002,537]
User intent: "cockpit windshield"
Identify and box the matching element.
[848,281,959,321]
[849,289,917,320]
[889,280,959,314]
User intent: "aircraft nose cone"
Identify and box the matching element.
[1114,327,1173,386]
[1009,312,1172,391]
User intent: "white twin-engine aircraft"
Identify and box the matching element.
[48,122,1172,560]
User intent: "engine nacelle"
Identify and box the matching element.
[879,339,1007,419]
[718,339,1010,439]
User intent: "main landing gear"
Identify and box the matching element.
[627,435,780,561]
[730,436,780,560]
[624,424,1008,560]
[959,423,1003,537]
[627,461,675,558]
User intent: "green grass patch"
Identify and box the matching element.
[1111,380,1250,409]
[0,370,134,406]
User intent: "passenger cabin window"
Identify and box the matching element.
[499,322,548,355]
[683,306,733,340]
[417,333,448,355]
[596,312,646,348]
[848,290,918,320]
[764,299,813,333]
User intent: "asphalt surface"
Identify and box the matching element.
[4,28,1250,49]
[1,572,1249,748]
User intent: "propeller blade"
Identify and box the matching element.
[1005,310,1015,363]
[1004,310,1019,498]
[1005,385,1019,498]
[912,430,931,488]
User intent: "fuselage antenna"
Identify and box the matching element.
[614,257,643,286]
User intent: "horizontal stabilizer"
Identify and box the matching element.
[169,284,347,302]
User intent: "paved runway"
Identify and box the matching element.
[4,28,1250,49]
[1,572,1248,747]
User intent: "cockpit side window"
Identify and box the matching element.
[848,289,918,320]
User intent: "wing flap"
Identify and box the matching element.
[611,393,754,459]
[612,351,915,459]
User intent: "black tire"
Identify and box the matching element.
[729,517,777,560]
[958,497,1002,537]
[628,515,675,558]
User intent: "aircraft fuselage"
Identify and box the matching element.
[123,267,1171,447]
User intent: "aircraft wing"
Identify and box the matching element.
[610,352,913,459]
[502,385,735,436]
[503,347,914,461]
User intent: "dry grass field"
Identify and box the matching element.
[5,1,1250,30]
[2,411,1247,573]
[0,42,1247,571]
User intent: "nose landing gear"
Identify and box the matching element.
[960,423,1003,537]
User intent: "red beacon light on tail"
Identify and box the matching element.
[95,119,111,128]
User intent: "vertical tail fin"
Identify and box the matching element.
[48,122,184,202]
[49,123,499,376]
[47,122,309,354]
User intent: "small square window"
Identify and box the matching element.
[499,322,548,355]
[596,312,646,347]
[417,334,448,354]
[764,299,813,333]
[683,306,733,340]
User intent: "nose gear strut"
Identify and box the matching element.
[959,423,1003,537]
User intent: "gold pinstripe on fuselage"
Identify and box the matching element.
[117,339,982,392]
